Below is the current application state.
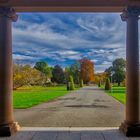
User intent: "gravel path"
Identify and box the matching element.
[14,86,125,127]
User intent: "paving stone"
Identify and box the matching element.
[102,129,129,140]
[33,131,57,140]
[81,131,104,140]
[56,131,81,140]
[0,128,139,140]
[6,131,35,140]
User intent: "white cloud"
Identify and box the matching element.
[58,50,79,55]
[91,59,98,63]
[13,54,36,60]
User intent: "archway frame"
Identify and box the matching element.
[0,0,140,137]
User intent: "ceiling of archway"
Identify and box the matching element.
[0,0,140,12]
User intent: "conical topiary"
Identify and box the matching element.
[105,78,111,90]
[69,75,75,90]
[80,79,84,87]
[98,80,101,87]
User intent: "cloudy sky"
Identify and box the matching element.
[12,13,127,72]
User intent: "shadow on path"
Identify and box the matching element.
[65,104,109,108]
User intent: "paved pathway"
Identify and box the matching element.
[0,127,139,140]
[14,86,125,127]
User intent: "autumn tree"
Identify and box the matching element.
[80,58,94,84]
[27,68,46,86]
[13,64,26,89]
[94,72,107,85]
[13,64,45,89]
[121,78,126,87]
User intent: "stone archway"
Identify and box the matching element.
[0,0,140,137]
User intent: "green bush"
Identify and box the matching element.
[80,79,84,87]
[69,76,75,90]
[98,80,101,87]
[121,79,126,87]
[105,78,111,90]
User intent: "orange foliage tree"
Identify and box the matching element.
[80,58,94,84]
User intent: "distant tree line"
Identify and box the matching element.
[105,58,126,86]
[13,58,95,90]
[95,58,126,88]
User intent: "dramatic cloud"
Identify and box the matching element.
[12,13,127,72]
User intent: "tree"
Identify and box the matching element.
[94,72,107,85]
[51,65,65,84]
[34,61,47,72]
[34,61,52,80]
[112,58,126,86]
[121,78,126,87]
[64,67,71,82]
[13,66,25,90]
[105,66,113,81]
[28,68,46,86]
[69,62,80,84]
[80,79,84,87]
[80,58,94,84]
[69,75,75,90]
[13,64,30,89]
[105,78,111,90]
[105,58,126,86]
[13,64,46,89]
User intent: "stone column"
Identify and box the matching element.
[120,6,140,137]
[0,7,19,136]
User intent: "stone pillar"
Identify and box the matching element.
[120,6,140,137]
[0,7,19,136]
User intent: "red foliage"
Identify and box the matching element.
[80,58,94,84]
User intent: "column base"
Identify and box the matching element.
[0,122,20,137]
[119,122,140,137]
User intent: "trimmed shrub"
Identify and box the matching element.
[80,79,84,87]
[105,78,111,90]
[98,80,101,87]
[69,76,75,90]
[121,79,126,87]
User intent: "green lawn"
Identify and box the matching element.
[101,86,126,104]
[13,86,70,109]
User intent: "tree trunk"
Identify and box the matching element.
[118,82,120,86]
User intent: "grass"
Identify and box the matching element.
[13,86,71,109]
[110,93,126,104]
[101,85,126,104]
